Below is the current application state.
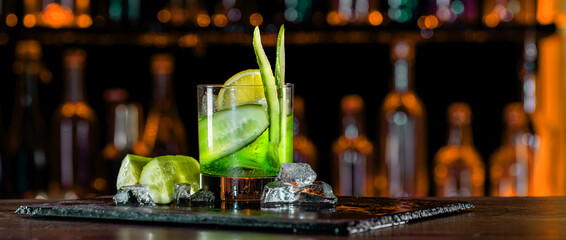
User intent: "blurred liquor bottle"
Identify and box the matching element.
[3,40,49,199]
[293,96,318,174]
[433,102,485,196]
[331,95,375,196]
[489,103,535,196]
[133,53,188,157]
[494,30,540,196]
[50,49,99,199]
[101,88,143,194]
[377,39,428,197]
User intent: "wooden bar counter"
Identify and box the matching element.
[1,197,565,239]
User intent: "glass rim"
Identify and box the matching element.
[197,83,294,88]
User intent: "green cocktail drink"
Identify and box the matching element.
[197,84,293,201]
[198,26,292,201]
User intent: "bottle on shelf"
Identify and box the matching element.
[133,53,188,157]
[377,38,428,197]
[433,102,485,196]
[489,102,536,196]
[101,88,143,193]
[50,48,99,199]
[3,40,49,199]
[331,95,375,197]
[293,96,318,173]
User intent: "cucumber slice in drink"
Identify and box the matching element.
[139,155,200,204]
[116,154,152,190]
[253,26,281,144]
[198,104,269,161]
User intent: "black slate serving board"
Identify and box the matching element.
[15,196,474,235]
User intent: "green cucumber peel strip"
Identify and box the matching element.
[275,25,288,163]
[275,25,285,86]
[253,26,281,145]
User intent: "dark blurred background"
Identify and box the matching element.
[1,0,564,198]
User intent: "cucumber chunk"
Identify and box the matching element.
[116,154,152,190]
[139,155,200,204]
[198,104,269,161]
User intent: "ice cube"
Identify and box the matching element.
[113,184,155,206]
[173,183,199,204]
[189,189,215,202]
[298,181,338,205]
[277,162,317,187]
[174,182,215,204]
[261,180,337,206]
[260,181,301,203]
[261,163,337,207]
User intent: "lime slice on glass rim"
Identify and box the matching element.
[217,69,265,110]
[139,155,200,204]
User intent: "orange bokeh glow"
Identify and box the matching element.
[368,11,383,26]
[537,0,555,25]
[42,3,74,28]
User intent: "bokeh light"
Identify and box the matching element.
[368,11,383,26]
[249,12,263,26]
[6,13,18,27]
[227,8,241,22]
[77,14,93,28]
[23,14,37,28]
[157,9,172,23]
[484,13,500,27]
[213,14,228,27]
[196,12,211,27]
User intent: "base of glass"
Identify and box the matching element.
[200,174,276,202]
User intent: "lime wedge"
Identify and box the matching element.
[253,26,281,145]
[139,155,200,204]
[116,154,152,190]
[198,104,269,161]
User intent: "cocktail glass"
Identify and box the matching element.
[197,84,293,201]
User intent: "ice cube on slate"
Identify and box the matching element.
[261,163,337,205]
[113,184,155,206]
[174,183,215,204]
[188,189,215,202]
[299,181,338,204]
[260,181,301,203]
[277,162,317,187]
[173,183,197,203]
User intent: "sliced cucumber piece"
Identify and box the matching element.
[139,155,200,204]
[116,154,152,190]
[253,26,281,145]
[275,25,285,86]
[198,104,269,161]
